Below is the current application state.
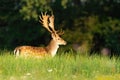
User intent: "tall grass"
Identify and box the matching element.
[0,50,120,80]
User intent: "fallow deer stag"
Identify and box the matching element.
[14,12,66,58]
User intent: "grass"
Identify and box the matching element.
[0,50,120,80]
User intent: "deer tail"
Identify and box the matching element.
[14,48,20,57]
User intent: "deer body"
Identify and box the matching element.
[14,46,48,58]
[14,12,66,58]
[14,39,65,57]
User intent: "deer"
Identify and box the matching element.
[14,12,67,58]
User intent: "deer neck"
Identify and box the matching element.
[46,39,59,57]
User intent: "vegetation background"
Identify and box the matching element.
[0,0,120,56]
[1,1,120,80]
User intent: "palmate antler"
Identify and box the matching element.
[39,12,51,33]
[39,12,64,36]
[39,12,56,33]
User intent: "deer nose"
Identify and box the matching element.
[64,41,67,45]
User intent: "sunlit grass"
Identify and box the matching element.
[0,50,120,80]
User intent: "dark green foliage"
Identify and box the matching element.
[0,0,120,55]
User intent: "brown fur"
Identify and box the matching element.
[14,46,49,57]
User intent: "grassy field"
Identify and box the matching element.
[0,50,120,80]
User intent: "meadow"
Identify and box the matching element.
[0,50,120,80]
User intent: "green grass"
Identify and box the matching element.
[0,50,120,80]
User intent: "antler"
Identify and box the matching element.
[49,14,56,31]
[39,12,56,33]
[57,29,64,35]
[39,12,52,33]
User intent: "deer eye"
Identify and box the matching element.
[58,38,60,40]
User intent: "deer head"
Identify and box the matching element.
[39,12,66,46]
